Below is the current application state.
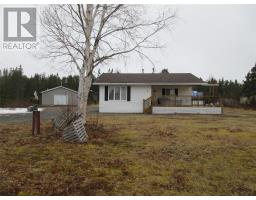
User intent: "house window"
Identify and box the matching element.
[162,88,175,96]
[114,86,120,100]
[109,86,114,100]
[121,86,127,100]
[109,86,127,100]
[166,88,171,96]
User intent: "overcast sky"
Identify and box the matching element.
[0,4,256,82]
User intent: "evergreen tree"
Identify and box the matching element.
[0,65,97,107]
[243,64,256,97]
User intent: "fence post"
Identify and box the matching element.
[36,111,40,134]
[32,111,35,136]
[32,111,40,136]
[143,99,145,113]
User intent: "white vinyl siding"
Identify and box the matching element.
[99,85,151,113]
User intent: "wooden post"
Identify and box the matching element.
[36,111,40,134]
[32,111,40,135]
[32,111,35,136]
[143,99,145,113]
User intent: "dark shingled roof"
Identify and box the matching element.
[94,73,205,85]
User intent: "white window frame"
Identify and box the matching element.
[108,86,127,101]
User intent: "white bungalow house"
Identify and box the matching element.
[94,73,222,114]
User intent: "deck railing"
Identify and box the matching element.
[143,96,152,113]
[152,95,221,107]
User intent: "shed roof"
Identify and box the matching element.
[41,86,78,94]
[94,73,206,85]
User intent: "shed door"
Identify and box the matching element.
[54,95,68,105]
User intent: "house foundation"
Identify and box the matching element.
[152,106,223,115]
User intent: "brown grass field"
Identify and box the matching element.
[0,107,256,195]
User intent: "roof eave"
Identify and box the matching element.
[93,82,207,86]
[201,83,219,86]
[41,86,78,94]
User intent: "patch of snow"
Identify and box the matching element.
[0,108,44,115]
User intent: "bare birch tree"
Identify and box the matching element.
[40,4,175,122]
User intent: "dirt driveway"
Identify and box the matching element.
[0,105,99,124]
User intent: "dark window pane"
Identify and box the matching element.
[162,88,165,96]
[121,86,127,100]
[166,89,170,96]
[104,86,108,101]
[175,88,178,96]
[127,86,131,101]
[115,86,120,100]
[109,86,114,100]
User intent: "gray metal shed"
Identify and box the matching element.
[41,86,78,106]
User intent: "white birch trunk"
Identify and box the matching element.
[76,4,94,123]
[78,72,92,123]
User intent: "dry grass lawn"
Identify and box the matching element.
[0,108,256,195]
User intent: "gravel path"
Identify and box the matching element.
[0,105,99,124]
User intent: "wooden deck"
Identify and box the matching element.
[143,95,222,114]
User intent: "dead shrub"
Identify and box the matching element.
[86,117,104,133]
[86,117,115,141]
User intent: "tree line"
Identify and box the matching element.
[0,65,98,107]
[195,64,256,106]
[0,64,255,107]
